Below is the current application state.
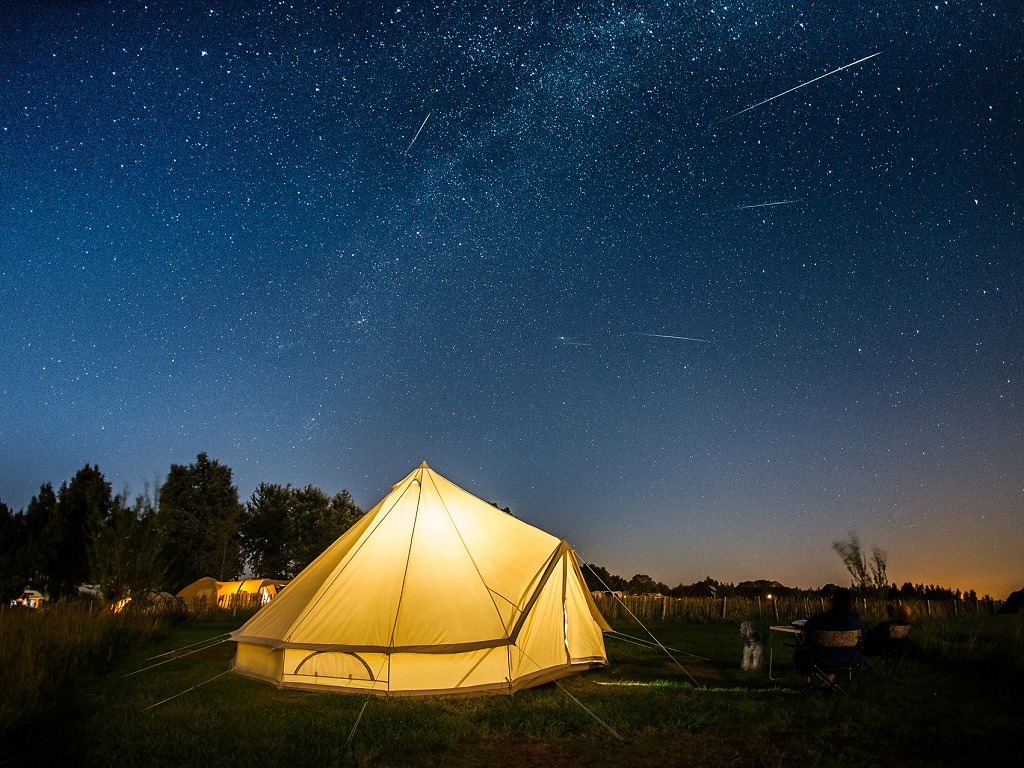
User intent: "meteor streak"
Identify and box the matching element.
[722,52,882,121]
[405,112,431,154]
[634,333,711,343]
[724,199,800,211]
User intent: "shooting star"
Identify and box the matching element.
[723,199,801,212]
[721,52,882,121]
[634,332,711,343]
[557,336,592,347]
[404,112,431,154]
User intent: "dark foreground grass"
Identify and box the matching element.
[3,613,1021,767]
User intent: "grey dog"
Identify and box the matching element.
[740,620,764,671]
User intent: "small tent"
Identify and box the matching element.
[176,576,219,606]
[231,462,611,696]
[112,591,184,615]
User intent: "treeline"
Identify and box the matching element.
[0,453,363,605]
[583,570,992,602]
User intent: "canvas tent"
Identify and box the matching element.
[176,576,219,605]
[111,591,183,614]
[231,462,611,696]
[218,578,288,605]
[177,577,287,608]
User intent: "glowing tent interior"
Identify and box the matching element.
[230,461,611,696]
[177,577,288,608]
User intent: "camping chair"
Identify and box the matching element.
[804,629,863,694]
[863,624,911,680]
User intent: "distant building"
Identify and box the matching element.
[734,580,795,599]
[684,582,718,598]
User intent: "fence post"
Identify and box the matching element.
[722,596,727,620]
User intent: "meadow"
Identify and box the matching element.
[1,599,1020,767]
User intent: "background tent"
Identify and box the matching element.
[231,462,611,696]
[177,577,288,609]
[176,577,219,606]
[216,579,288,606]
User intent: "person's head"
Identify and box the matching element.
[829,587,855,615]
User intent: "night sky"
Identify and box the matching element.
[2,1,1020,598]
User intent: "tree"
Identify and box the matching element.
[832,530,888,593]
[156,453,244,589]
[89,490,165,603]
[291,487,362,574]
[0,500,30,603]
[42,466,114,600]
[581,563,628,593]
[22,484,57,589]
[240,484,363,579]
[627,573,665,595]
[240,483,295,578]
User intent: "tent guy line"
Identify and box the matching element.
[144,669,233,711]
[142,632,232,663]
[579,556,701,687]
[123,636,231,678]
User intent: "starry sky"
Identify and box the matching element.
[1,1,1021,598]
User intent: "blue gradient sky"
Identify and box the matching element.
[1,1,1020,598]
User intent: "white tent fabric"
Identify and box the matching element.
[231,462,611,696]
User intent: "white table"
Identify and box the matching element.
[768,624,805,680]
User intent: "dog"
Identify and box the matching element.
[740,620,764,671]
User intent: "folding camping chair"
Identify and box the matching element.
[863,623,911,680]
[804,628,863,694]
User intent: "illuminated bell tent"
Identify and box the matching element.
[230,462,611,696]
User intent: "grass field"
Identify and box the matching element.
[2,607,1021,767]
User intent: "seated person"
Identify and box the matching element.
[794,587,866,682]
[864,603,912,656]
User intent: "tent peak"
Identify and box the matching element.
[418,460,430,468]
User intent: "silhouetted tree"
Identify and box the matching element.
[240,483,294,578]
[240,484,363,578]
[832,530,888,593]
[627,573,665,595]
[581,563,629,593]
[0,500,30,603]
[291,487,362,574]
[156,453,243,589]
[42,466,114,600]
[22,484,56,588]
[89,490,165,603]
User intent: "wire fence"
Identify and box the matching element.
[590,593,1002,625]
